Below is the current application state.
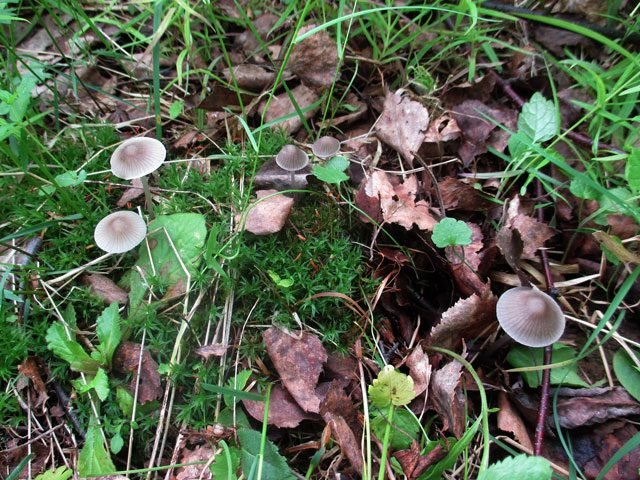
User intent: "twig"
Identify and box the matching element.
[52,381,86,440]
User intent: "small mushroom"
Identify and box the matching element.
[496,286,566,347]
[311,136,340,159]
[94,211,147,254]
[275,144,309,187]
[110,137,166,217]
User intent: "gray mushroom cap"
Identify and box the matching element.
[311,136,340,159]
[275,145,309,172]
[496,286,566,348]
[110,137,166,180]
[94,211,147,254]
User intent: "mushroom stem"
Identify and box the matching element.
[289,172,295,188]
[140,175,155,219]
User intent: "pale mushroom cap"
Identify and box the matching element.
[110,137,166,180]
[496,287,566,348]
[311,136,340,159]
[94,211,147,254]
[275,145,309,172]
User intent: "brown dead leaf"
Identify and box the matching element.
[437,178,490,212]
[452,100,517,166]
[496,225,524,272]
[441,75,496,109]
[241,190,295,235]
[446,222,487,296]
[375,90,430,165]
[83,274,128,304]
[405,344,432,396]
[289,25,339,88]
[236,13,279,54]
[259,84,320,134]
[497,392,533,451]
[17,357,48,410]
[394,441,446,479]
[356,171,437,231]
[500,196,555,259]
[223,64,275,91]
[176,445,214,480]
[113,342,162,404]
[430,288,497,350]
[534,25,591,57]
[263,327,328,413]
[555,387,640,429]
[243,385,315,428]
[430,359,465,438]
[195,343,229,360]
[116,178,144,207]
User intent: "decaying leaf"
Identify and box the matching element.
[113,342,162,404]
[437,177,491,211]
[356,171,437,231]
[116,178,144,207]
[375,90,430,165]
[430,359,465,438]
[175,445,214,480]
[554,387,640,429]
[223,64,275,91]
[405,344,432,396]
[499,196,555,259]
[17,357,49,410]
[440,75,496,109]
[394,441,446,479]
[263,327,328,413]
[289,25,339,88]
[195,343,229,360]
[497,391,533,450]
[83,274,128,304]
[243,385,315,428]
[260,84,320,134]
[241,190,295,235]
[445,222,487,296]
[430,288,497,350]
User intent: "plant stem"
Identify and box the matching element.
[378,403,395,480]
[140,175,155,219]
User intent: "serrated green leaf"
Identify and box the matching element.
[569,176,600,200]
[517,92,558,143]
[63,303,77,332]
[210,442,240,480]
[594,187,637,226]
[506,344,589,388]
[169,100,184,119]
[326,155,349,171]
[96,303,122,366]
[477,454,552,480]
[33,466,73,480]
[431,218,472,248]
[312,165,349,184]
[237,428,295,480]
[613,350,640,402]
[73,368,110,401]
[368,365,416,408]
[625,149,640,192]
[54,170,87,188]
[78,424,116,477]
[371,408,419,450]
[46,322,99,374]
[116,386,134,417]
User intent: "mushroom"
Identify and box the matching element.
[275,144,309,188]
[110,137,166,217]
[94,211,147,254]
[496,286,566,347]
[311,136,340,159]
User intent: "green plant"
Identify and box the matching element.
[477,454,552,480]
[613,349,640,402]
[507,343,589,388]
[431,217,473,249]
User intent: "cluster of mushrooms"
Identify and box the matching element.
[274,135,341,186]
[93,137,166,255]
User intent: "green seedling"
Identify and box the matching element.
[431,217,472,249]
[613,349,640,403]
[312,155,350,184]
[477,454,552,480]
[267,270,294,288]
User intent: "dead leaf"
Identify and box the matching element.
[319,92,367,128]
[394,441,446,479]
[243,385,315,428]
[430,288,498,350]
[260,83,320,134]
[497,391,533,451]
[195,343,229,360]
[116,178,144,207]
[263,327,328,413]
[375,90,430,165]
[430,359,465,438]
[113,342,162,404]
[496,225,524,272]
[241,190,295,235]
[405,345,432,396]
[176,445,214,480]
[236,13,279,54]
[441,75,496,109]
[534,25,591,57]
[356,171,437,231]
[17,357,48,410]
[500,196,555,259]
[223,64,275,91]
[437,178,490,212]
[83,274,128,304]
[554,387,640,429]
[289,25,339,88]
[198,83,253,112]
[446,222,487,296]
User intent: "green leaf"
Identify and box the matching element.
[72,368,110,401]
[371,408,419,450]
[569,176,600,200]
[267,270,294,288]
[368,365,416,408]
[312,156,350,184]
[517,92,558,143]
[594,187,637,225]
[63,303,77,331]
[96,303,122,366]
[78,424,116,477]
[506,344,589,388]
[110,431,124,455]
[9,75,37,122]
[237,428,295,480]
[625,149,640,192]
[224,369,254,407]
[168,100,184,119]
[613,350,640,402]
[116,386,134,417]
[46,322,99,374]
[33,466,73,480]
[210,442,241,480]
[477,454,552,480]
[431,218,472,248]
[54,170,87,188]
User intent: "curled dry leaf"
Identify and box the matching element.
[176,445,214,480]
[375,89,430,166]
[405,344,432,396]
[243,385,315,428]
[394,441,446,480]
[497,391,533,451]
[223,64,275,91]
[355,171,437,231]
[195,343,229,361]
[116,178,144,207]
[499,196,555,259]
[289,25,339,88]
[430,359,465,438]
[446,222,487,296]
[263,327,328,413]
[554,387,640,429]
[437,177,491,212]
[430,287,497,350]
[17,357,48,410]
[241,190,295,235]
[113,342,162,404]
[260,84,320,134]
[83,274,128,304]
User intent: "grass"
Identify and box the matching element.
[1,0,639,479]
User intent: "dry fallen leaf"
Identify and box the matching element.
[405,344,432,396]
[260,83,320,134]
[497,391,533,451]
[430,359,465,438]
[223,64,275,91]
[446,222,487,296]
[375,90,430,165]
[554,387,640,429]
[394,441,446,479]
[242,190,295,235]
[17,357,48,410]
[113,342,162,404]
[116,178,144,207]
[437,177,491,212]
[243,385,315,428]
[195,343,229,360]
[175,445,214,480]
[83,273,128,304]
[289,25,339,88]
[500,196,555,259]
[263,327,328,413]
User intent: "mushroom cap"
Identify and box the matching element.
[496,287,566,347]
[275,145,309,172]
[94,211,147,254]
[311,136,340,159]
[110,137,166,180]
